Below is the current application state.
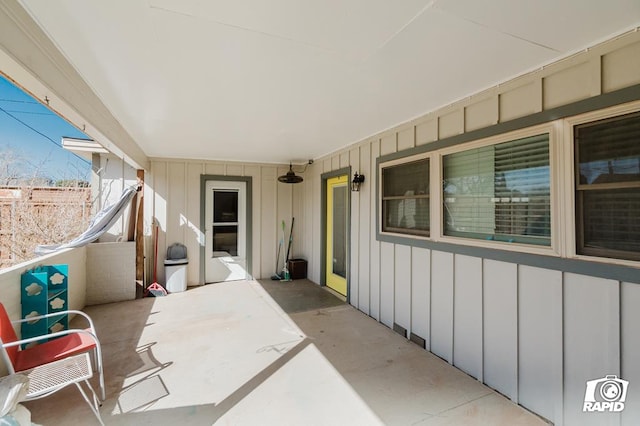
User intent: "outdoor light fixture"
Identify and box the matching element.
[277,160,313,184]
[351,172,365,192]
[278,164,303,184]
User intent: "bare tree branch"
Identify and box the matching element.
[0,149,93,268]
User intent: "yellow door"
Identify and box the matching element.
[326,175,348,296]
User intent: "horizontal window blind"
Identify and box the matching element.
[575,111,640,260]
[443,134,550,245]
[581,190,640,254]
[382,158,429,236]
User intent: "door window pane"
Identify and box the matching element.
[214,191,238,223]
[212,190,239,257]
[213,225,238,256]
[332,185,347,278]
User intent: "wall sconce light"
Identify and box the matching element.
[351,172,365,192]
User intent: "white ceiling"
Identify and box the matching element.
[16,0,640,164]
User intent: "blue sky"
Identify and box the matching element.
[0,75,91,181]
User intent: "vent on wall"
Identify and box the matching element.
[410,333,426,349]
[393,323,407,339]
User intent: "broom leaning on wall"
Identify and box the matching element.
[281,217,294,281]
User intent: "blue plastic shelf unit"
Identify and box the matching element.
[20,264,69,347]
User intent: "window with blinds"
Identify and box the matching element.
[382,158,429,236]
[443,133,551,245]
[575,111,640,261]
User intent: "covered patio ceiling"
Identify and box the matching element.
[15,0,640,165]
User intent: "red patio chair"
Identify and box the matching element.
[0,303,105,401]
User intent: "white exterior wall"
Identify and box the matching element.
[298,31,640,426]
[86,242,136,305]
[0,247,87,375]
[96,153,139,242]
[146,160,302,285]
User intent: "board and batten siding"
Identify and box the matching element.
[146,160,301,285]
[302,30,640,426]
[96,153,139,242]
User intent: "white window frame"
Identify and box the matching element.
[435,123,562,257]
[563,100,640,268]
[378,152,432,240]
[375,101,640,271]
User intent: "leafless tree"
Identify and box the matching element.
[0,149,92,268]
[0,148,27,185]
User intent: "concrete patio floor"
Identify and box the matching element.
[23,279,548,425]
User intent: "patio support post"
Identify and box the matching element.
[135,169,144,294]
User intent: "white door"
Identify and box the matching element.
[205,180,247,283]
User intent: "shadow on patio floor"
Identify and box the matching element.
[22,279,546,425]
[256,278,345,314]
